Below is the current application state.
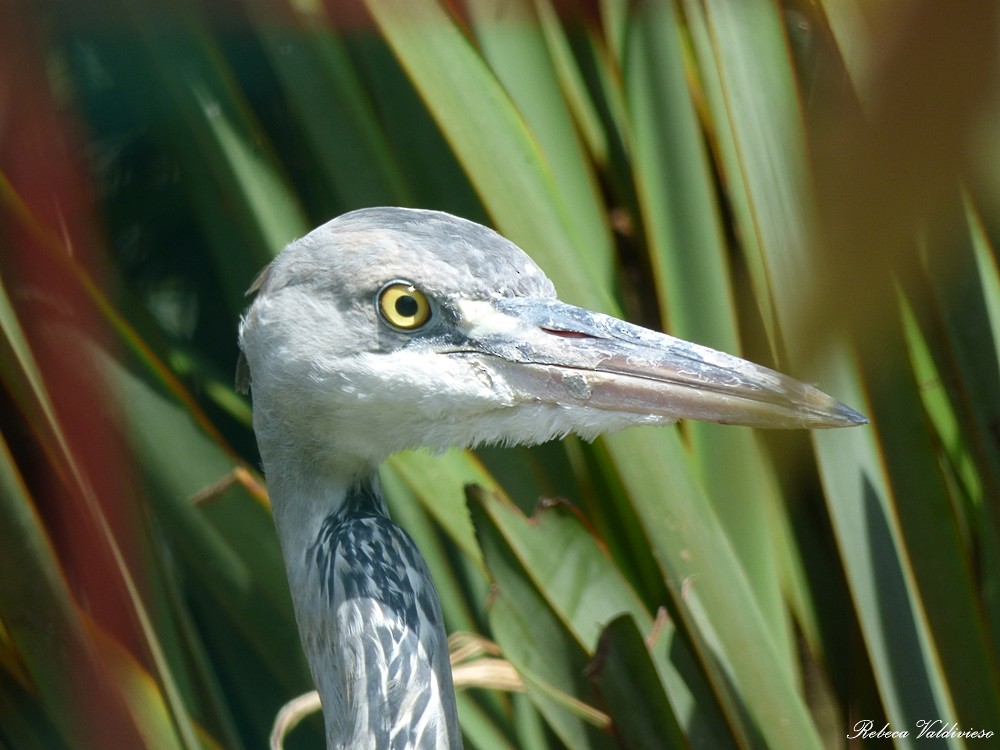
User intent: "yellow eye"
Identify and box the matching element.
[377,282,432,330]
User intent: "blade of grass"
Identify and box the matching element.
[809,350,965,744]
[864,288,1000,733]
[531,0,611,171]
[922,201,1000,528]
[699,0,975,740]
[93,345,308,692]
[452,691,521,750]
[604,427,824,750]
[623,0,792,672]
[388,448,498,563]
[678,0,779,348]
[0,666,71,750]
[588,614,687,750]
[361,0,617,313]
[242,0,413,207]
[468,0,614,282]
[473,485,738,749]
[472,493,615,749]
[109,1,309,301]
[0,264,206,749]
[0,430,147,750]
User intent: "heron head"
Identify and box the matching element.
[238,207,865,478]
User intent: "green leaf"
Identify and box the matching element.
[9,2,1000,747]
[623,0,792,670]
[588,614,686,750]
[388,448,497,563]
[94,345,310,693]
[361,0,617,313]
[473,485,736,749]
[604,427,824,749]
[471,486,615,749]
[468,0,614,282]
[243,1,413,207]
[0,431,143,750]
[861,294,1000,734]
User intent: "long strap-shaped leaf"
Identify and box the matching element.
[700,0,1000,740]
[360,0,617,314]
[364,2,827,746]
[622,0,794,677]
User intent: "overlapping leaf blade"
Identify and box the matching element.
[2,1,998,748]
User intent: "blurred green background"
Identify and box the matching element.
[2,1,999,748]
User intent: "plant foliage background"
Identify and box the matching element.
[2,1,999,748]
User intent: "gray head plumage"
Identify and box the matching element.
[239,206,864,487]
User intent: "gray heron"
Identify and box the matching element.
[236,206,865,750]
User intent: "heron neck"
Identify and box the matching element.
[268,470,461,749]
[329,476,388,520]
[266,470,385,574]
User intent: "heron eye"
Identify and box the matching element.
[377,282,432,330]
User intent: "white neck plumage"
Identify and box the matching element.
[267,469,463,749]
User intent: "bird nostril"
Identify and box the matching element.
[540,327,597,339]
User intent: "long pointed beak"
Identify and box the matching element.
[455,298,867,430]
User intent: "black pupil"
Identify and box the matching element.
[395,294,419,318]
